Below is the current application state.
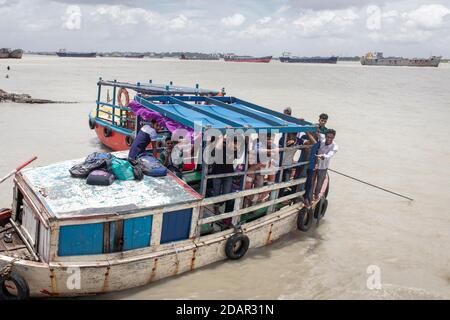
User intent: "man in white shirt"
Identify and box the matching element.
[314,129,338,200]
[128,119,159,159]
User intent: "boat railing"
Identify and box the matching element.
[94,78,224,133]
[196,177,306,228]
[193,140,312,234]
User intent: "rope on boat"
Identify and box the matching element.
[0,258,20,278]
[328,169,414,201]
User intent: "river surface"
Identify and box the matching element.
[0,55,449,299]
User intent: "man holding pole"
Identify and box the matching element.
[314,129,338,201]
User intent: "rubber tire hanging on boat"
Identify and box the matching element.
[125,135,134,147]
[297,207,313,231]
[318,199,328,219]
[103,126,112,138]
[89,118,96,130]
[0,272,30,300]
[314,198,328,219]
[225,233,250,260]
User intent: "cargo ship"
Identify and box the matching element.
[224,55,272,63]
[56,49,96,58]
[123,54,145,58]
[280,52,337,64]
[360,52,441,67]
[0,48,23,59]
[180,54,219,60]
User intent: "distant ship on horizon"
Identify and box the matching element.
[279,52,338,64]
[56,49,96,58]
[224,55,272,63]
[180,54,219,61]
[0,48,23,59]
[360,52,441,67]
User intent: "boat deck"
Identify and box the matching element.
[19,152,202,219]
[0,224,31,259]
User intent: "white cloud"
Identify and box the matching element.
[170,14,189,30]
[221,13,246,27]
[258,16,271,24]
[275,5,290,15]
[367,4,450,44]
[92,5,159,26]
[402,4,450,29]
[293,9,359,36]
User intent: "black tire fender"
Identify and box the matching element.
[319,199,328,219]
[297,207,313,231]
[89,117,96,130]
[103,126,112,138]
[314,198,329,219]
[125,135,134,147]
[0,271,30,300]
[225,233,250,260]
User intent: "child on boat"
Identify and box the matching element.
[160,136,183,178]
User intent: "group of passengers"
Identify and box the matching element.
[127,108,338,212]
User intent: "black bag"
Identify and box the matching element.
[86,170,115,186]
[128,158,145,181]
[69,153,113,178]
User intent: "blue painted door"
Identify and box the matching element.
[58,223,104,256]
[160,208,192,244]
[122,216,153,251]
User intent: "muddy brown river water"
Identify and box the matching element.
[0,55,449,299]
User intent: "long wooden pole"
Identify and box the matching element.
[0,156,37,184]
[328,168,413,201]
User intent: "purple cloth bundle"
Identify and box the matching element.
[129,100,196,141]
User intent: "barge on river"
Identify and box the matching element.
[0,81,330,298]
[360,52,441,67]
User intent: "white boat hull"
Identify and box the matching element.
[0,203,302,297]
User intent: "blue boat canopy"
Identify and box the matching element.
[135,95,316,133]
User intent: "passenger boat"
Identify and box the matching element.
[224,55,272,63]
[0,80,330,299]
[88,79,223,151]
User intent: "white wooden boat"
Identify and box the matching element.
[0,85,330,299]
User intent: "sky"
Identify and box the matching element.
[1,0,450,57]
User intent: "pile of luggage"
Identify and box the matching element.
[69,152,167,186]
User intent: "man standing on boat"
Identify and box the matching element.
[210,135,237,214]
[318,113,329,134]
[128,119,159,160]
[314,129,338,200]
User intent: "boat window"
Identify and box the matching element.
[123,216,153,250]
[59,216,154,256]
[58,223,104,256]
[160,208,192,244]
